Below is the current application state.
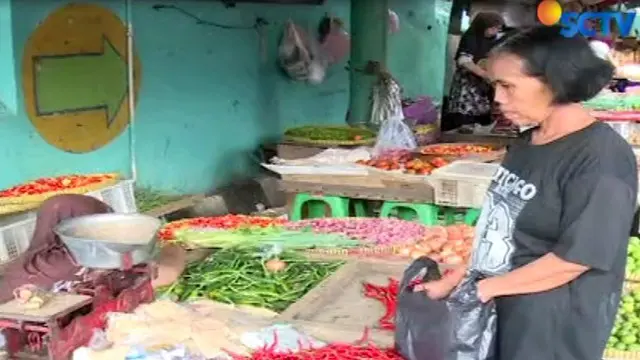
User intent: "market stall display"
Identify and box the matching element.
[283,125,376,146]
[161,247,343,312]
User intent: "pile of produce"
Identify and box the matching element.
[363,279,399,331]
[395,224,474,265]
[173,227,361,250]
[284,125,376,143]
[162,247,342,312]
[419,143,496,156]
[285,218,431,245]
[356,149,449,175]
[607,288,640,352]
[231,341,402,360]
[135,187,183,213]
[158,215,287,241]
[0,173,121,215]
[627,237,640,279]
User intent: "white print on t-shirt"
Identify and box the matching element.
[471,166,538,275]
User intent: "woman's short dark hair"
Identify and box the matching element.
[491,26,614,104]
[467,12,504,36]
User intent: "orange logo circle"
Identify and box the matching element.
[537,0,563,26]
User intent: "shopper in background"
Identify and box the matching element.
[442,12,504,132]
[418,26,636,359]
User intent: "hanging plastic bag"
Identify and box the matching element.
[319,16,350,66]
[373,115,417,155]
[370,65,417,155]
[388,9,400,34]
[395,256,498,360]
[278,21,326,84]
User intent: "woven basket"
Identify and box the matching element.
[604,349,640,359]
[283,136,376,147]
[0,202,40,216]
[0,174,119,206]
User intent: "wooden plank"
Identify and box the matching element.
[143,194,206,218]
[278,260,407,331]
[0,293,91,322]
[282,174,386,188]
[280,180,435,203]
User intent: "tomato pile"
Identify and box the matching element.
[158,214,287,241]
[419,144,494,156]
[0,173,118,199]
[355,150,450,175]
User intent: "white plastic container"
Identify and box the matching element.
[428,161,499,208]
[0,180,137,265]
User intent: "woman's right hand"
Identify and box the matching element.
[413,278,458,300]
[413,265,468,300]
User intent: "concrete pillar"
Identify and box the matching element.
[348,0,389,126]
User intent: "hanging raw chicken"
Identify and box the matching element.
[278,20,327,84]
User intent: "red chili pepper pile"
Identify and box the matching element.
[363,270,454,331]
[158,214,287,241]
[362,278,400,331]
[229,330,403,360]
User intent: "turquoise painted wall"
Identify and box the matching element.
[1,0,450,194]
[0,0,17,114]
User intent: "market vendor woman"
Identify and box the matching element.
[0,194,186,302]
[420,26,637,359]
[442,12,504,131]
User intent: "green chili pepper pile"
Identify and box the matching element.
[284,125,376,141]
[163,247,343,312]
[135,187,182,212]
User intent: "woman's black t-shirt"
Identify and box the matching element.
[470,122,638,360]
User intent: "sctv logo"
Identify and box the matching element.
[537,0,637,38]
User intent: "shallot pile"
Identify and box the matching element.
[395,224,475,265]
[285,218,430,245]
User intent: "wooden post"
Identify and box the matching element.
[348,0,389,126]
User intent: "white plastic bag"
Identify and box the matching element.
[278,21,327,84]
[373,115,417,155]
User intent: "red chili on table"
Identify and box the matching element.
[228,329,403,360]
[362,279,400,331]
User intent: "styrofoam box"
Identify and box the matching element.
[0,180,137,265]
[428,161,499,208]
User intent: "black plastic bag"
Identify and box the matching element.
[395,256,497,360]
